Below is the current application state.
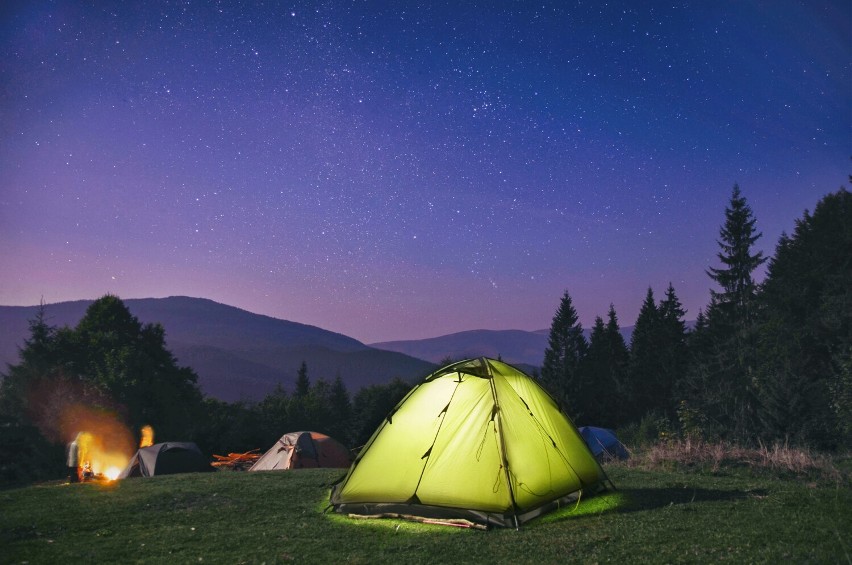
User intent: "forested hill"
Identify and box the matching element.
[0,297,434,401]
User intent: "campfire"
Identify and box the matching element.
[73,431,129,482]
[70,424,154,482]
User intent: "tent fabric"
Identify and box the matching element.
[330,358,607,528]
[118,442,214,478]
[249,431,351,471]
[579,426,629,461]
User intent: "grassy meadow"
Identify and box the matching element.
[2,442,850,564]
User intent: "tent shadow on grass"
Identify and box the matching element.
[539,486,769,524]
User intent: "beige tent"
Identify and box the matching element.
[249,431,351,471]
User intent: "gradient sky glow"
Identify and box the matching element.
[1,1,850,343]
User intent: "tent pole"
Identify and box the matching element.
[485,358,521,529]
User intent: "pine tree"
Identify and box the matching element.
[582,304,629,427]
[687,186,767,440]
[707,184,767,329]
[541,290,587,419]
[327,375,353,445]
[295,361,310,398]
[755,188,852,447]
[604,304,631,426]
[657,283,689,417]
[581,316,610,424]
[627,288,662,422]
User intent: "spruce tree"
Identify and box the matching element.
[657,283,689,417]
[755,188,852,447]
[541,290,587,420]
[627,288,662,422]
[707,184,767,329]
[582,304,629,427]
[295,361,310,398]
[604,304,631,426]
[582,316,610,424]
[328,375,353,445]
[686,186,767,440]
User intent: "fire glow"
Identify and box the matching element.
[57,405,143,483]
[75,431,131,482]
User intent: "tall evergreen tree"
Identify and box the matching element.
[582,304,630,427]
[627,288,662,422]
[581,316,610,424]
[604,304,631,426]
[686,186,767,440]
[707,184,767,329]
[71,295,204,440]
[657,283,689,417]
[295,361,310,398]
[755,188,852,447]
[327,375,353,445]
[541,290,587,419]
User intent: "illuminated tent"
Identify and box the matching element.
[579,426,630,461]
[249,431,351,471]
[118,442,214,478]
[330,358,608,528]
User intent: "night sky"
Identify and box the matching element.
[2,1,849,343]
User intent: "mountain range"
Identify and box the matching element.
[0,296,641,402]
[0,297,434,401]
[371,326,635,367]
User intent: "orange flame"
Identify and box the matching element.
[74,430,131,480]
[140,425,155,448]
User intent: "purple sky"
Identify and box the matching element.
[1,1,849,343]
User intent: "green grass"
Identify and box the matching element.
[1,462,850,564]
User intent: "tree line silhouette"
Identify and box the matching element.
[1,183,849,485]
[541,185,850,449]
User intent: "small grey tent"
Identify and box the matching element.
[118,442,214,478]
[249,431,351,471]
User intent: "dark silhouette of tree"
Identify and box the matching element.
[603,304,631,427]
[707,184,767,330]
[0,295,205,481]
[581,304,629,427]
[627,288,662,422]
[327,376,353,444]
[540,290,587,419]
[657,283,689,417]
[685,186,766,440]
[196,398,265,456]
[755,188,852,448]
[254,383,293,447]
[67,295,204,440]
[581,316,610,424]
[295,361,310,398]
[349,378,412,448]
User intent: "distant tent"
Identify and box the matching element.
[118,442,214,478]
[249,431,351,471]
[330,358,608,528]
[579,427,629,461]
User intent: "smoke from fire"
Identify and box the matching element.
[25,374,136,476]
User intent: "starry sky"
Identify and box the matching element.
[1,1,850,343]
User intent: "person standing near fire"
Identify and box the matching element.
[66,432,81,483]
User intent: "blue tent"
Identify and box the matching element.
[578,427,629,461]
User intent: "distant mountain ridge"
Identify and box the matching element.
[0,297,434,401]
[372,329,550,367]
[371,326,636,367]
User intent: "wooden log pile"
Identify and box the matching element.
[212,449,261,471]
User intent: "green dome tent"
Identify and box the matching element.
[330,358,609,528]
